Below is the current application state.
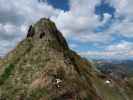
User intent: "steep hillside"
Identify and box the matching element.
[0,18,133,100]
[0,18,100,100]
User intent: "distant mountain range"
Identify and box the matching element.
[94,59,133,79]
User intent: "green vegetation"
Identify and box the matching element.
[0,64,15,85]
[92,77,127,100]
[27,88,49,100]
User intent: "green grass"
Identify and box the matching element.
[92,77,126,100]
[27,88,49,100]
[0,64,15,85]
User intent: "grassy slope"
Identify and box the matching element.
[0,38,133,100]
[0,37,100,100]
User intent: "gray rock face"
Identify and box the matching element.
[27,25,35,38]
[27,18,69,50]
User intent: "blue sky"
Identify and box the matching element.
[47,0,69,11]
[0,0,133,60]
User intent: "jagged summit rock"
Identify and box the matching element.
[27,18,68,50]
[27,18,55,38]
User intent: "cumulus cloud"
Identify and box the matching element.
[0,0,61,56]
[80,41,133,60]
[107,41,133,51]
[0,0,133,59]
[72,33,113,44]
[52,0,100,37]
[104,0,133,38]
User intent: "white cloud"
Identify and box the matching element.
[107,41,133,51]
[0,40,17,57]
[0,0,62,56]
[0,0,133,59]
[80,51,116,59]
[69,43,78,49]
[52,0,100,37]
[80,41,133,60]
[72,33,112,44]
[106,20,133,37]
[104,0,133,38]
[4,23,18,34]
[109,0,133,16]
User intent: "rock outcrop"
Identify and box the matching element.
[27,18,68,50]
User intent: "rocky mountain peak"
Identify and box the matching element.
[27,18,68,50]
[0,18,133,100]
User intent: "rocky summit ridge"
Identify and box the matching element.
[27,18,68,50]
[0,18,133,100]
